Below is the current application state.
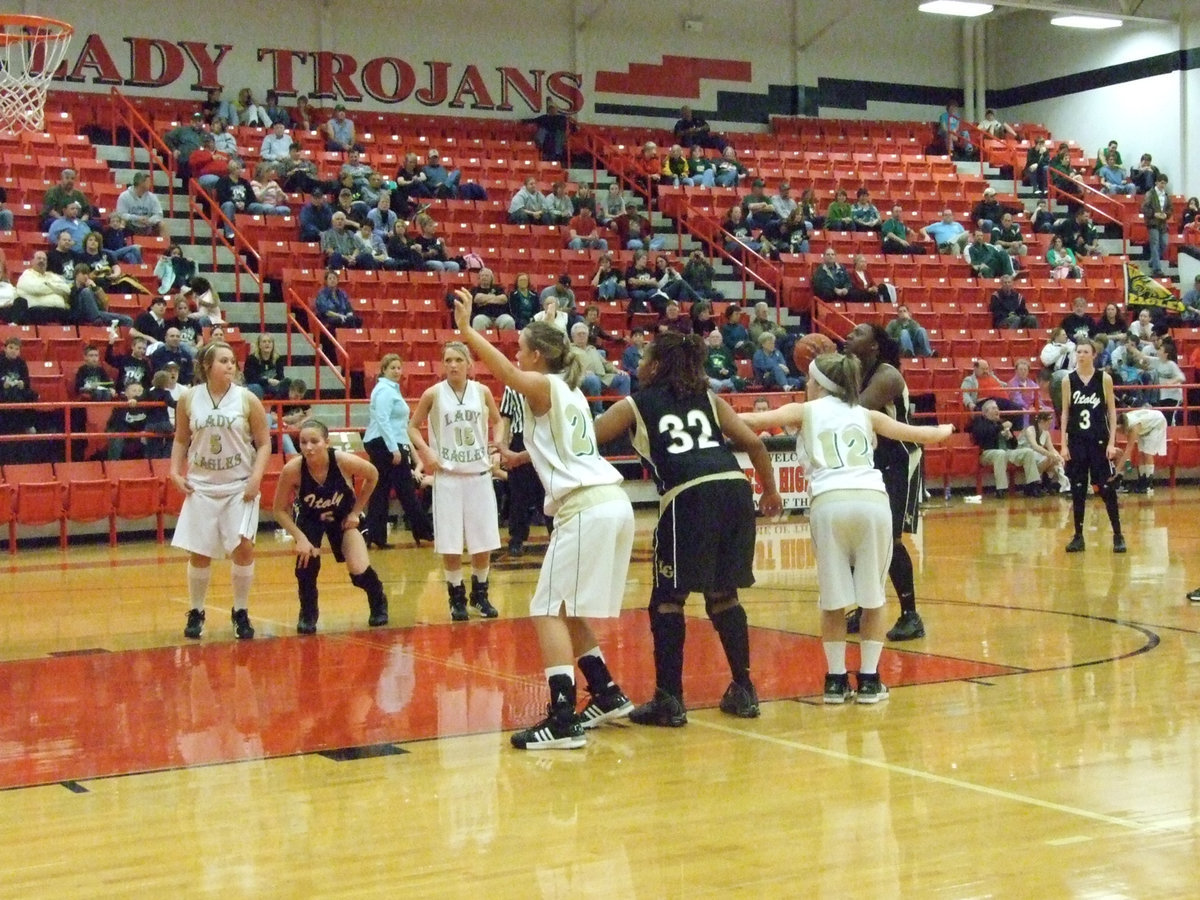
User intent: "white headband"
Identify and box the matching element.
[807,360,843,397]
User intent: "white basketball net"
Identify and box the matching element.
[0,16,73,133]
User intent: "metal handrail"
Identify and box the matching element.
[283,286,349,398]
[186,181,267,327]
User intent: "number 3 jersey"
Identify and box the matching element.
[523,374,622,515]
[624,386,741,493]
[186,384,256,488]
[798,395,886,498]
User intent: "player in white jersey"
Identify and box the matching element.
[1114,407,1167,494]
[451,287,636,750]
[741,352,952,705]
[408,341,502,621]
[170,341,271,640]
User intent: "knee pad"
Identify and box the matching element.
[350,567,382,593]
[296,556,321,605]
[649,586,688,616]
[703,590,738,618]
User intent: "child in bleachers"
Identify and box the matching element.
[75,345,114,401]
[105,382,148,460]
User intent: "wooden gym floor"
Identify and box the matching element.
[1,488,1199,898]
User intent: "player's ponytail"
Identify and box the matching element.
[522,321,586,389]
[811,352,862,405]
[642,331,707,397]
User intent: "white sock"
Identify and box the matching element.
[823,641,846,675]
[230,562,254,611]
[860,640,884,676]
[445,569,463,587]
[578,646,603,662]
[545,664,575,682]
[187,563,211,612]
[472,566,489,583]
[1140,465,1154,478]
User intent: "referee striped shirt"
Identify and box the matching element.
[499,385,525,436]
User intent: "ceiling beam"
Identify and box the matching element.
[985,0,1176,25]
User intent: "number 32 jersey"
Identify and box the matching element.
[523,374,622,515]
[625,386,740,494]
[799,395,886,498]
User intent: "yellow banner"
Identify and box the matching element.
[1126,263,1183,312]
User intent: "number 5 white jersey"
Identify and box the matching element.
[799,395,887,498]
[523,374,622,516]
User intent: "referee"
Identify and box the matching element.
[498,385,548,556]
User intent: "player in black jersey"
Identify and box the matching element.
[1060,338,1125,552]
[843,323,927,641]
[593,332,782,725]
[272,419,391,632]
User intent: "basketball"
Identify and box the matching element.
[792,332,837,371]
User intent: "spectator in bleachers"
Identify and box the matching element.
[961,358,1018,412]
[990,212,1027,264]
[850,188,882,232]
[571,184,597,216]
[777,206,810,255]
[771,180,798,224]
[70,264,134,329]
[1057,208,1103,257]
[142,368,177,457]
[215,160,271,239]
[662,144,689,186]
[469,269,514,330]
[150,327,194,382]
[1061,296,1098,342]
[209,117,238,155]
[14,250,72,325]
[234,88,270,128]
[105,333,151,393]
[623,328,648,385]
[421,149,461,199]
[1096,303,1128,342]
[798,187,822,230]
[1049,143,1080,195]
[0,337,36,407]
[508,176,547,225]
[116,173,168,239]
[279,143,323,195]
[753,332,802,390]
[703,328,742,393]
[989,274,1037,328]
[1130,153,1159,194]
[356,172,389,221]
[163,114,208,182]
[48,201,91,249]
[0,185,10,232]
[334,182,365,224]
[681,248,723,300]
[533,295,569,332]
[314,269,362,331]
[96,211,143,267]
[847,253,883,302]
[617,202,664,251]
[384,219,420,270]
[690,299,717,337]
[251,164,291,217]
[340,148,374,189]
[41,168,95,232]
[937,101,973,158]
[624,251,658,316]
[570,321,630,414]
[365,189,397,235]
[530,99,572,163]
[1097,152,1136,195]
[292,94,315,132]
[190,133,233,191]
[1092,140,1121,173]
[260,121,292,162]
[599,181,626,227]
[75,344,114,402]
[1178,274,1200,324]
[968,399,1041,497]
[722,205,766,259]
[201,87,237,126]
[812,247,851,301]
[321,211,376,269]
[1183,196,1200,231]
[263,90,291,127]
[565,204,607,252]
[713,146,747,188]
[543,181,574,226]
[632,141,663,198]
[673,105,727,152]
[131,296,169,346]
[590,253,626,300]
[299,188,333,242]
[1128,308,1157,348]
[357,220,393,269]
[1029,199,1055,235]
[971,187,1007,233]
[244,334,288,400]
[1141,172,1172,277]
[741,178,777,232]
[653,255,703,305]
[966,230,1015,278]
[1008,359,1039,423]
[824,189,853,231]
[881,204,916,254]
[685,144,716,188]
[978,108,1018,139]
[153,242,196,294]
[184,276,223,325]
[393,152,434,210]
[581,304,618,348]
[47,230,81,281]
[721,305,754,358]
[508,273,539,328]
[412,215,460,272]
[1153,338,1185,423]
[922,208,969,255]
[323,103,360,152]
[657,299,692,335]
[1047,234,1083,280]
[538,273,577,317]
[886,304,934,358]
[105,381,149,460]
[170,295,206,354]
[1023,138,1052,197]
[748,300,790,352]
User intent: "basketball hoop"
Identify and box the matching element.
[0,15,73,133]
